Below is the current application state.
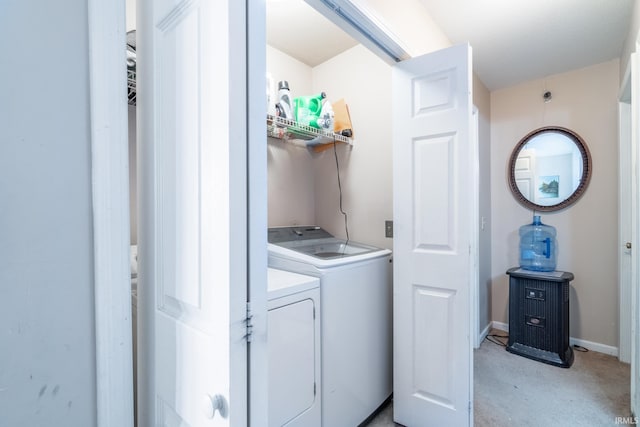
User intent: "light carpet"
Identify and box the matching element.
[365,331,630,426]
[474,332,630,427]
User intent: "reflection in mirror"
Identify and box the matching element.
[509,127,591,212]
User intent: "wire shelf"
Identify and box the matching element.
[127,69,136,106]
[267,114,352,148]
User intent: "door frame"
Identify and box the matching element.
[618,32,640,416]
[630,46,640,417]
[471,106,481,349]
[87,0,134,426]
[619,60,632,365]
[247,1,269,423]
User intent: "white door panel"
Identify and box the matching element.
[138,0,248,426]
[514,149,535,202]
[393,43,473,426]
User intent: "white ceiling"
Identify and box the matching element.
[418,0,634,91]
[267,0,635,91]
[266,0,359,67]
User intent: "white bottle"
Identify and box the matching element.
[266,73,276,116]
[277,80,293,119]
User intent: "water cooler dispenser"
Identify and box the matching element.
[507,216,574,368]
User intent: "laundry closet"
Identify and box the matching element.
[264,3,396,426]
[265,7,393,248]
[264,1,491,426]
[129,0,492,425]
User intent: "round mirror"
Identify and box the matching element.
[508,126,592,212]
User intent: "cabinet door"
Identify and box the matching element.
[268,299,317,426]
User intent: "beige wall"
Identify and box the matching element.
[266,42,397,246]
[266,0,456,241]
[490,59,620,347]
[311,44,394,249]
[474,74,493,334]
[266,46,317,227]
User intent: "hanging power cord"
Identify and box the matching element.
[333,137,350,248]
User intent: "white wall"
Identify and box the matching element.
[490,59,620,347]
[311,45,393,249]
[126,0,136,31]
[620,0,640,81]
[0,0,97,425]
[266,46,317,227]
[359,0,451,57]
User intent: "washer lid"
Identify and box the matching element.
[267,268,319,300]
[268,226,332,243]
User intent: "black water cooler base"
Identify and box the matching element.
[506,341,574,368]
[506,267,575,368]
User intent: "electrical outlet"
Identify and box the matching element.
[385,220,393,238]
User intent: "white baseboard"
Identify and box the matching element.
[569,337,618,357]
[489,321,619,357]
[491,321,508,333]
[479,323,491,344]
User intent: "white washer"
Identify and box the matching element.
[268,268,321,427]
[268,227,392,427]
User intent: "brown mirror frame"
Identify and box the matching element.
[508,126,592,212]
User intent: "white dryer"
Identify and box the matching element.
[268,227,392,427]
[268,268,321,427]
[130,245,138,423]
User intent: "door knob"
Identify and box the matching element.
[203,394,227,419]
[626,242,632,249]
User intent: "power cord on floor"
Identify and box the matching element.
[483,333,589,353]
[485,334,508,347]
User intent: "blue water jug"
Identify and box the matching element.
[519,215,557,272]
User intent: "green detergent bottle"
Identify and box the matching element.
[294,92,326,128]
